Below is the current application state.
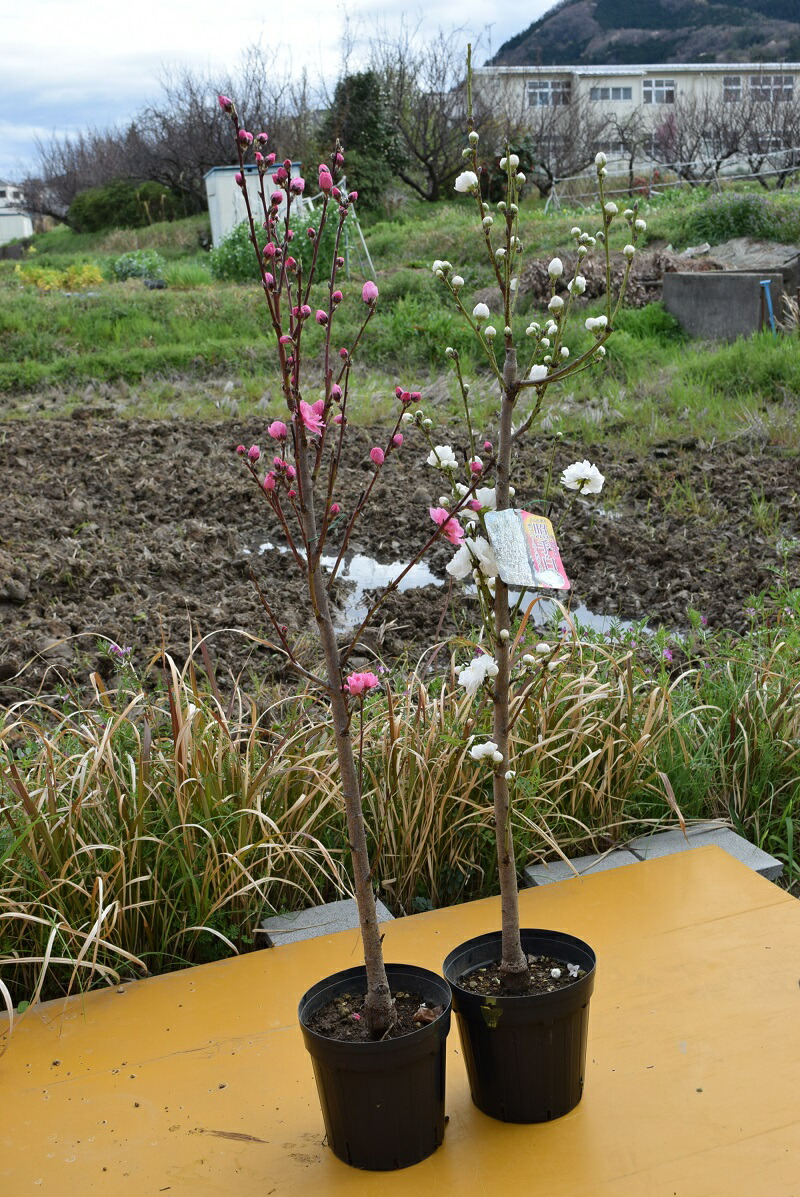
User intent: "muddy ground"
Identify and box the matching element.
[1,414,798,704]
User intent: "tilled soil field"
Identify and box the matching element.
[1,415,798,703]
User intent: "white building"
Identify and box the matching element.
[0,181,33,245]
[204,163,306,248]
[476,63,800,173]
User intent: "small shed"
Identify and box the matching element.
[204,163,305,248]
[0,181,33,246]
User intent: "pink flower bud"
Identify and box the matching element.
[315,309,328,325]
[218,94,233,111]
[300,304,312,318]
[469,499,482,511]
[333,413,344,425]
[330,383,342,401]
[283,159,291,170]
[362,281,379,305]
[318,170,333,192]
[332,290,343,304]
[254,152,264,165]
[395,386,404,398]
[392,433,403,447]
[279,334,292,345]
[334,152,345,166]
[290,177,305,194]
[236,444,246,455]
[268,420,288,439]
[340,348,348,359]
[238,129,253,145]
[273,456,286,468]
[330,502,341,515]
[349,190,358,203]
[307,227,316,239]
[285,465,296,480]
[287,488,297,499]
[271,191,284,206]
[274,167,288,183]
[263,472,276,491]
[331,187,341,200]
[265,153,276,166]
[285,256,296,270]
[234,172,244,187]
[471,461,482,474]
[256,132,269,144]
[400,391,412,404]
[410,391,422,401]
[247,445,260,462]
[286,229,294,241]
[263,242,277,257]
[263,272,274,288]
[483,440,493,451]
[370,447,385,466]
[336,256,345,267]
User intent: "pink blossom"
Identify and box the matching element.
[345,671,381,697]
[290,177,305,194]
[298,400,324,435]
[370,447,385,466]
[247,445,260,462]
[218,94,233,111]
[318,170,333,192]
[256,131,269,144]
[362,281,379,305]
[263,472,276,491]
[268,420,288,440]
[392,433,403,447]
[263,242,277,258]
[315,309,328,326]
[271,191,284,206]
[429,507,465,545]
[238,129,253,145]
[274,167,288,183]
[264,153,276,166]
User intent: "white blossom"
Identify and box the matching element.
[508,153,519,167]
[426,444,458,470]
[504,770,516,781]
[472,302,490,321]
[454,171,478,193]
[595,152,607,167]
[446,542,473,580]
[550,968,562,979]
[569,275,586,295]
[432,260,443,273]
[560,347,569,358]
[548,295,564,312]
[529,364,548,382]
[458,654,499,697]
[548,257,563,277]
[567,963,580,978]
[474,486,498,511]
[536,642,550,654]
[560,459,605,494]
[491,750,504,763]
[469,739,499,761]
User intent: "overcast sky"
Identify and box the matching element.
[1,0,555,181]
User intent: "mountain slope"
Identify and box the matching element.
[490,0,800,67]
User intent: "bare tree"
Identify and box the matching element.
[739,87,800,189]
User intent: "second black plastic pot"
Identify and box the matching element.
[298,963,452,1170]
[443,928,596,1123]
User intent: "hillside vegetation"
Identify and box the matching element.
[491,0,800,66]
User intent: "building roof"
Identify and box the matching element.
[477,63,800,77]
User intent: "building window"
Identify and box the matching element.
[526,79,571,107]
[723,76,742,102]
[750,75,794,102]
[589,86,632,101]
[0,189,6,198]
[643,78,675,104]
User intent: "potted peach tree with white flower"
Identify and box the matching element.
[431,66,643,1122]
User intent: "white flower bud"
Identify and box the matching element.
[577,245,588,259]
[560,347,569,358]
[548,295,564,312]
[462,148,473,160]
[597,345,606,357]
[623,244,636,258]
[499,628,510,641]
[548,257,563,277]
[482,215,494,228]
[484,325,497,339]
[604,202,618,216]
[509,153,519,168]
[499,156,508,169]
[522,654,535,665]
[516,172,526,183]
[497,201,506,212]
[492,750,503,764]
[509,203,518,215]
[432,260,443,273]
[536,643,550,654]
[543,354,552,363]
[402,412,413,423]
[550,967,562,979]
[540,337,550,348]
[529,364,548,382]
[526,322,539,335]
[469,130,479,145]
[472,303,490,321]
[595,152,607,167]
[569,275,586,295]
[595,314,608,328]
[623,208,634,219]
[495,247,506,259]
[451,274,464,288]
[571,226,581,236]
[504,326,512,336]
[635,218,646,231]
[585,317,596,331]
[423,418,433,427]
[508,486,515,497]
[599,167,607,177]
[445,346,456,358]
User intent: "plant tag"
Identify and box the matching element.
[484,510,571,590]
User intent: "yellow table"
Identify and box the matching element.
[2,846,799,1195]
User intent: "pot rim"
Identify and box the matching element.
[443,927,596,1003]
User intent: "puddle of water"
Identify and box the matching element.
[245,541,643,636]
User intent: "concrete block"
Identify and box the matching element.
[628,822,783,881]
[260,897,394,946]
[524,849,640,887]
[662,271,784,340]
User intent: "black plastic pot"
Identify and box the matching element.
[443,928,596,1123]
[298,963,452,1170]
